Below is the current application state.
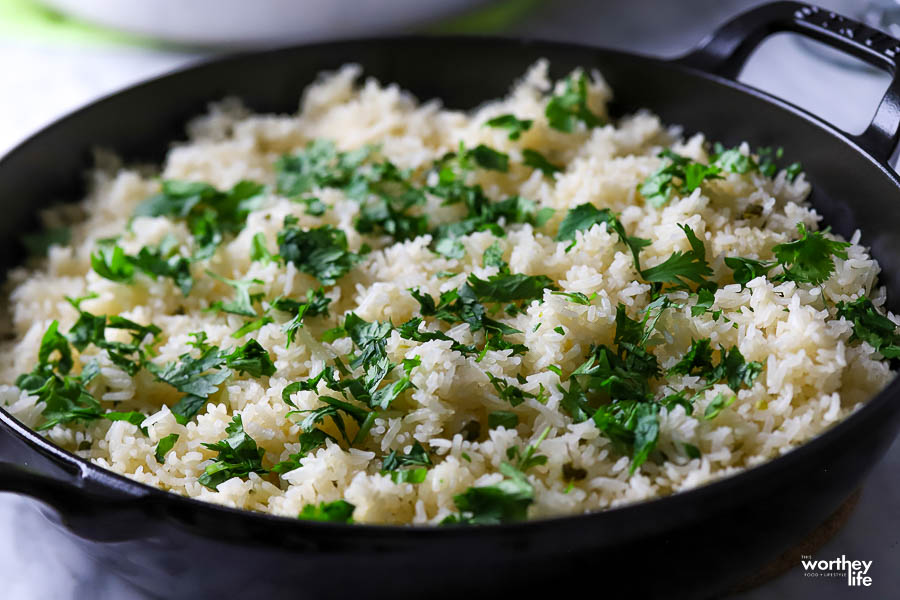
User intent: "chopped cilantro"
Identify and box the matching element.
[545,73,603,132]
[91,242,134,283]
[154,433,179,464]
[482,241,507,271]
[277,221,366,286]
[640,224,712,290]
[443,429,548,524]
[485,114,533,140]
[270,288,331,347]
[836,296,900,358]
[522,149,562,176]
[556,203,649,270]
[134,179,265,259]
[724,256,774,288]
[198,414,267,491]
[639,149,723,207]
[488,410,519,429]
[275,139,372,197]
[552,290,598,305]
[772,223,850,286]
[467,144,509,172]
[250,232,276,264]
[207,271,264,317]
[465,272,554,303]
[297,500,355,523]
[703,393,736,420]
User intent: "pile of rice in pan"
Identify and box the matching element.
[1,61,896,525]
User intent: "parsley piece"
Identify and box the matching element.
[207,271,264,317]
[154,433,179,464]
[250,232,276,264]
[485,114,533,140]
[443,456,536,524]
[545,73,603,133]
[465,272,554,303]
[703,393,736,420]
[487,373,546,407]
[551,291,598,305]
[272,429,334,474]
[434,237,465,259]
[275,139,372,197]
[691,287,716,317]
[297,500,355,523]
[270,288,331,347]
[135,180,265,259]
[103,411,148,435]
[724,256,774,287]
[482,241,507,271]
[467,144,509,172]
[222,339,276,378]
[351,161,429,241]
[555,203,649,270]
[772,223,850,286]
[381,441,431,483]
[488,411,519,429]
[522,149,561,177]
[198,414,267,491]
[836,296,900,358]
[668,338,715,376]
[130,236,194,296]
[343,313,392,370]
[639,150,723,207]
[91,242,134,283]
[277,222,365,286]
[640,224,712,289]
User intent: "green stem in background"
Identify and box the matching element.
[426,0,543,35]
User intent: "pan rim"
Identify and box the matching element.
[1,32,898,541]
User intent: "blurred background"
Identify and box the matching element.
[0,0,897,598]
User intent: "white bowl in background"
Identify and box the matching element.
[40,0,494,47]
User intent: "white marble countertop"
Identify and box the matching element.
[0,1,897,598]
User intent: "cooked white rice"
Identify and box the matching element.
[0,61,894,524]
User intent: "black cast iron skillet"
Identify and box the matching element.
[1,3,899,598]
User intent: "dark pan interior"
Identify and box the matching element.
[1,36,900,600]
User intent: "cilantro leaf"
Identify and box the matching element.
[250,232,276,264]
[277,222,365,286]
[545,73,603,133]
[465,272,554,303]
[556,203,649,270]
[206,271,264,317]
[640,224,712,289]
[467,144,509,172]
[343,313,392,370]
[149,345,231,423]
[297,500,355,523]
[198,414,267,490]
[130,237,194,296]
[482,241,508,271]
[772,223,850,286]
[724,256,774,288]
[639,150,723,207]
[522,149,561,177]
[91,242,134,283]
[270,288,331,347]
[222,339,276,378]
[836,296,900,358]
[488,410,519,429]
[135,179,265,259]
[154,433,179,464]
[275,139,372,197]
[485,114,533,140]
[703,393,736,420]
[444,462,534,525]
[668,338,714,376]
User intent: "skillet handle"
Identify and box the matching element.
[676,1,900,163]
[0,460,156,542]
